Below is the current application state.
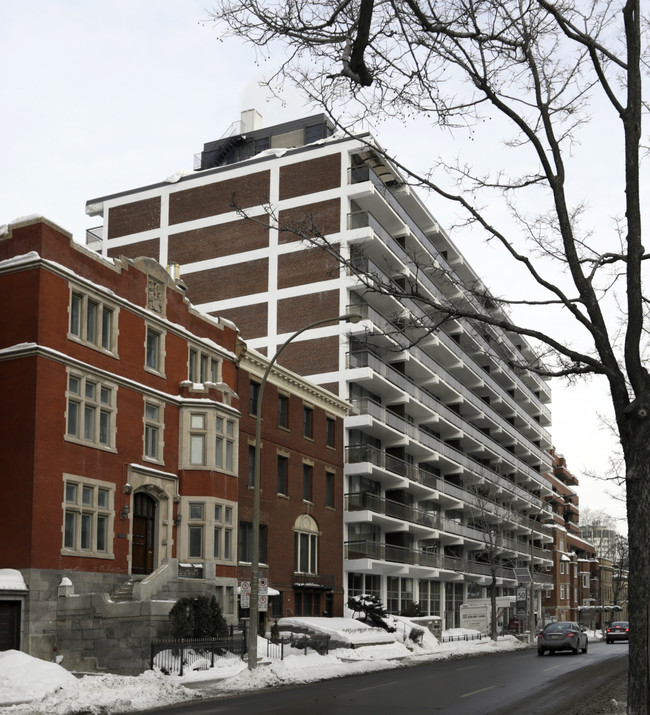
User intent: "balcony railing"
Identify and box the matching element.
[345,444,553,539]
[345,205,552,416]
[293,573,335,589]
[348,162,551,403]
[345,490,551,560]
[345,540,554,582]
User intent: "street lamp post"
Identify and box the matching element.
[246,312,362,670]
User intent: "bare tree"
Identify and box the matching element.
[214,0,649,709]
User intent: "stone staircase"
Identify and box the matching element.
[111,580,135,602]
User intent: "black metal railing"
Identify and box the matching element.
[151,627,246,676]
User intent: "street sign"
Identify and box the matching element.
[241,581,251,594]
[259,577,268,595]
[258,594,268,612]
[517,587,528,602]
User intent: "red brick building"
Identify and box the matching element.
[0,216,346,672]
[541,450,596,623]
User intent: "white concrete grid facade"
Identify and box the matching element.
[89,117,555,628]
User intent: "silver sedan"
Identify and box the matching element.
[537,621,588,655]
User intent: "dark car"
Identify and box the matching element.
[606,621,629,644]
[537,621,588,656]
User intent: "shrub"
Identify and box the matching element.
[168,595,228,639]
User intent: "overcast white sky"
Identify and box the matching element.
[0,1,626,526]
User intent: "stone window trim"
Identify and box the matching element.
[179,407,239,474]
[144,323,166,377]
[181,497,237,565]
[68,284,120,357]
[188,346,222,385]
[143,396,165,465]
[64,369,118,452]
[61,473,115,559]
[293,513,319,575]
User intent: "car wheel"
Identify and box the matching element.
[571,646,578,655]
[581,643,588,654]
[537,649,545,656]
[606,639,611,644]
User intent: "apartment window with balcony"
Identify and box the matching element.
[69,289,117,354]
[144,400,164,462]
[66,372,116,450]
[294,514,318,574]
[145,326,165,374]
[239,522,267,563]
[188,347,221,384]
[303,405,313,439]
[302,463,313,502]
[277,454,289,496]
[62,476,114,557]
[278,393,289,429]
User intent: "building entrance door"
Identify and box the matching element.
[0,601,21,650]
[132,492,156,575]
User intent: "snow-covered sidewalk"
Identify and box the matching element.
[0,620,590,715]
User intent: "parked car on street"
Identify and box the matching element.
[537,621,588,656]
[606,621,629,644]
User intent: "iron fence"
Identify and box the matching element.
[152,629,246,676]
[266,634,331,659]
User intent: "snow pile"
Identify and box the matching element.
[0,623,530,714]
[0,651,76,706]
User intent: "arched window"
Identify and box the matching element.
[294,514,319,574]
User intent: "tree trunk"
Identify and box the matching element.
[490,572,498,641]
[622,420,650,713]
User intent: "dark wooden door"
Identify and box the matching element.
[132,492,156,574]
[0,601,20,650]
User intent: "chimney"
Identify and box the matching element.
[241,109,263,134]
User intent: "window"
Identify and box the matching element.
[278,394,289,429]
[215,416,236,471]
[250,381,261,416]
[582,574,589,588]
[303,406,313,438]
[294,514,318,574]
[180,409,238,473]
[248,444,256,487]
[144,400,164,462]
[215,585,235,615]
[325,471,335,508]
[560,584,565,600]
[188,502,204,558]
[277,455,289,496]
[560,562,565,575]
[326,417,335,447]
[62,476,114,557]
[214,503,233,562]
[239,522,267,563]
[66,372,116,449]
[145,326,164,373]
[189,413,206,465]
[188,347,221,384]
[69,289,116,353]
[302,463,313,502]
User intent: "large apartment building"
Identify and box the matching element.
[86,111,555,628]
